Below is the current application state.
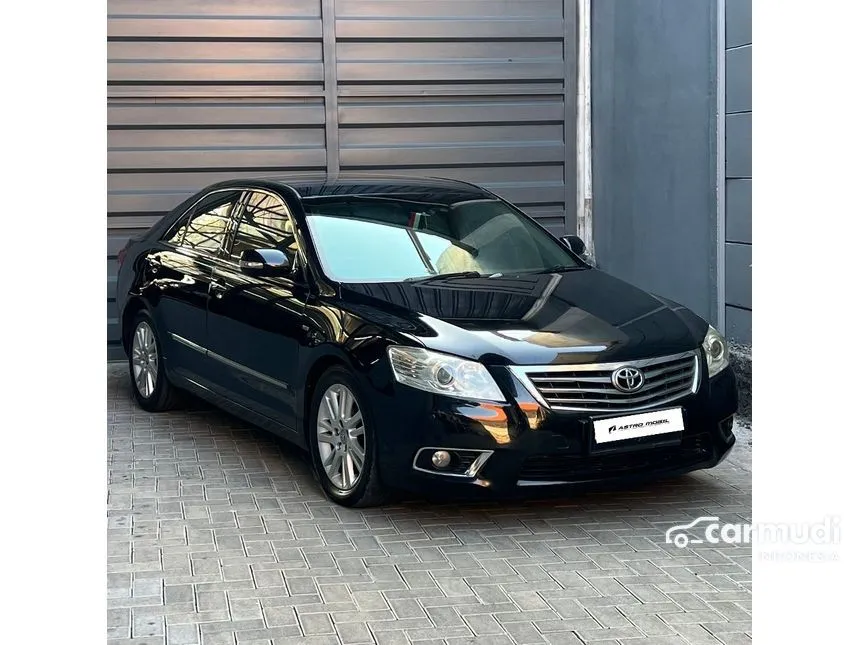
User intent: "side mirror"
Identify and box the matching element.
[238,248,292,276]
[561,235,587,255]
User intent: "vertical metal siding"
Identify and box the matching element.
[107,0,574,359]
[723,0,752,343]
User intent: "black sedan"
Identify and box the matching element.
[116,174,738,507]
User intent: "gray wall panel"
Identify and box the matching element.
[335,0,561,19]
[334,0,569,234]
[107,165,564,195]
[336,83,564,98]
[726,305,752,343]
[726,179,752,243]
[108,42,324,61]
[337,42,563,61]
[108,0,322,16]
[726,0,752,48]
[335,0,565,89]
[106,0,574,357]
[108,102,326,128]
[723,1,752,342]
[339,125,563,147]
[336,19,560,40]
[108,86,326,99]
[339,98,564,125]
[591,0,718,323]
[109,128,326,149]
[108,62,324,84]
[725,242,752,309]
[109,17,322,39]
[108,148,327,172]
[726,45,752,114]
[339,144,564,168]
[107,0,327,355]
[337,61,564,84]
[726,112,752,178]
[107,236,131,257]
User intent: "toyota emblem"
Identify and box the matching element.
[611,366,645,393]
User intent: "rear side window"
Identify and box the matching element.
[165,190,242,253]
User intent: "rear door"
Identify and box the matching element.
[205,189,310,433]
[146,189,243,383]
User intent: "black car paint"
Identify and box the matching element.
[117,174,736,496]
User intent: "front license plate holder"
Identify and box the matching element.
[589,407,685,452]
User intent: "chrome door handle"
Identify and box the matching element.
[210,282,228,298]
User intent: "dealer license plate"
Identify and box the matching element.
[593,407,684,444]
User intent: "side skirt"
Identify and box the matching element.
[172,373,309,451]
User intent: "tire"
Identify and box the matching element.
[127,310,179,412]
[308,366,388,507]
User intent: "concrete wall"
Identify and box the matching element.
[591,0,719,325]
[724,0,752,343]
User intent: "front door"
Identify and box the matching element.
[205,189,309,434]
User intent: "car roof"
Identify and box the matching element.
[218,172,495,207]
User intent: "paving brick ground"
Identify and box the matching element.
[107,364,752,645]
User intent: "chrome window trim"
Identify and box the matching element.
[411,448,494,479]
[509,349,701,414]
[170,333,289,391]
[161,188,245,253]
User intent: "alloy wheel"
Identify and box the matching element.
[131,321,158,398]
[316,384,366,490]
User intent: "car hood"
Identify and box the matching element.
[337,268,708,366]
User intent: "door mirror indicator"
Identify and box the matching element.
[238,248,291,276]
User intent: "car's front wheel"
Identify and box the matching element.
[308,366,388,507]
[128,311,178,412]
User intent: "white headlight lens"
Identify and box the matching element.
[387,346,505,402]
[702,325,730,377]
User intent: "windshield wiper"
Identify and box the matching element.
[528,264,588,275]
[404,271,484,284]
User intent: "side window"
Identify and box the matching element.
[165,190,242,253]
[229,191,298,263]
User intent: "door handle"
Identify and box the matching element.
[210,281,228,299]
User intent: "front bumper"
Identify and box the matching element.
[368,359,738,498]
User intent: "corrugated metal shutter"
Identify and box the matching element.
[107,0,327,359]
[107,0,575,360]
[335,0,569,235]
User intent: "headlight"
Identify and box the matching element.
[702,325,730,377]
[387,346,505,402]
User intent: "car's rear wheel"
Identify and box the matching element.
[308,366,388,507]
[128,311,178,412]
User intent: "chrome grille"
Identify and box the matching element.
[511,350,700,413]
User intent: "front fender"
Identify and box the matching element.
[295,318,400,437]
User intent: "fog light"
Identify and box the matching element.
[431,450,452,469]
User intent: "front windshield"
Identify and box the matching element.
[302,197,581,283]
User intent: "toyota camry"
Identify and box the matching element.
[116,174,738,507]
